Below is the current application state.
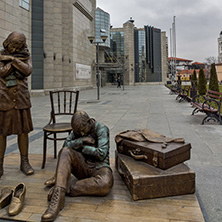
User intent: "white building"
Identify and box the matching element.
[218,31,222,63]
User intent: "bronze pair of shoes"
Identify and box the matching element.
[0,187,12,208]
[8,183,26,216]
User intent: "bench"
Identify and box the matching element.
[176,86,191,103]
[191,89,222,125]
[165,84,178,95]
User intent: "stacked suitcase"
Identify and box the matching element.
[115,138,195,200]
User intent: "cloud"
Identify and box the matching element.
[97,0,222,62]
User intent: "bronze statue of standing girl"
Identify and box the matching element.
[0,32,34,177]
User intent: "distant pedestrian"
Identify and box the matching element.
[117,77,121,88]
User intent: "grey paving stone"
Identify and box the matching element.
[5,84,222,222]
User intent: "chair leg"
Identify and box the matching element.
[42,131,47,169]
[54,133,57,159]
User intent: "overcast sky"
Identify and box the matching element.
[97,0,222,63]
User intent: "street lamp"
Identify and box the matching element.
[88,34,107,100]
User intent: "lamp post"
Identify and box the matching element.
[88,34,107,100]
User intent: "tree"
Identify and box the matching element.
[209,63,219,92]
[198,68,207,95]
[191,69,197,87]
[177,75,181,86]
[205,56,218,65]
[205,56,218,72]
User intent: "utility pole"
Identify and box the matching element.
[170,28,173,79]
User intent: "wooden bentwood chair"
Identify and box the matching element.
[42,90,79,168]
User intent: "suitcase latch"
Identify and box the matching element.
[152,151,158,167]
[161,142,168,149]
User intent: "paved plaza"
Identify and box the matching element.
[5,84,222,222]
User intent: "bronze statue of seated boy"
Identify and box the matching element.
[41,110,113,222]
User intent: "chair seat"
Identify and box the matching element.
[43,123,72,133]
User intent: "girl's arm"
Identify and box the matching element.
[11,57,32,76]
[0,61,13,78]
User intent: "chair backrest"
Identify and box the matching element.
[49,90,79,123]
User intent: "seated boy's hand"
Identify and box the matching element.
[82,136,95,145]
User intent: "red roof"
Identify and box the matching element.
[192,62,204,65]
[178,69,208,74]
[178,69,193,74]
[168,57,193,62]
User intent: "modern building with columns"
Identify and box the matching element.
[106,19,168,85]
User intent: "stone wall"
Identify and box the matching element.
[0,1,31,45]
[44,0,96,91]
[0,0,32,87]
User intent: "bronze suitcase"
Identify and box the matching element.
[116,151,195,200]
[117,139,191,169]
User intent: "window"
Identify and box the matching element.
[19,0,30,11]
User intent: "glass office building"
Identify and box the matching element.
[134,29,146,82]
[95,7,110,47]
[108,25,162,84]
[106,31,124,83]
[144,25,162,82]
[110,32,124,59]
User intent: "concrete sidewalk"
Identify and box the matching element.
[6,84,222,222]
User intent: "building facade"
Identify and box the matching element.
[105,29,124,83]
[108,20,168,85]
[94,7,111,86]
[161,32,168,84]
[0,0,32,87]
[94,7,110,48]
[134,28,146,82]
[144,25,162,82]
[0,1,31,45]
[0,1,168,91]
[0,0,97,93]
[39,0,96,91]
[216,63,222,82]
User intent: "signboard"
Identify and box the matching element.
[76,63,91,79]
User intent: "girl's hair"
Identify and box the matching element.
[3,32,27,50]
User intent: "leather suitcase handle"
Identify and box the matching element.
[128,150,148,160]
